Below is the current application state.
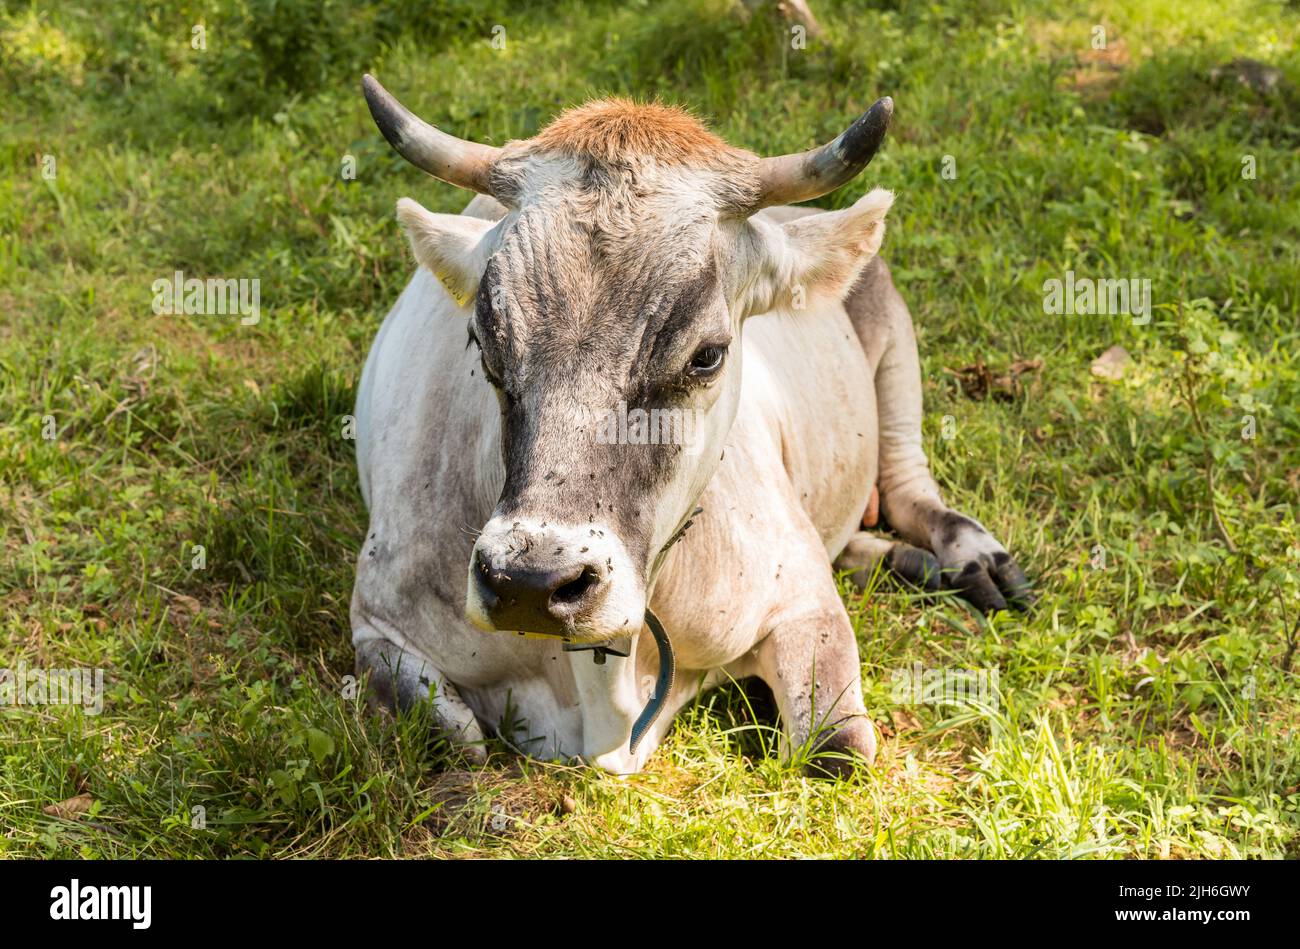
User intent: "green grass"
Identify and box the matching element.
[2,0,1298,858]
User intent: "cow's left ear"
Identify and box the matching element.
[737,188,894,316]
[396,197,495,306]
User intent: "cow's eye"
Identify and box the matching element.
[467,327,505,388]
[687,345,726,377]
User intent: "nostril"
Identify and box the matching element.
[473,550,498,588]
[473,533,610,632]
[550,566,601,609]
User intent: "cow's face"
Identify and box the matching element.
[365,84,892,643]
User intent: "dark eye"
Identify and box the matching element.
[687,345,726,378]
[467,327,504,388]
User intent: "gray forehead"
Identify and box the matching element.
[491,193,716,288]
[475,199,725,385]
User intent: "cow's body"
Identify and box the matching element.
[350,87,1030,774]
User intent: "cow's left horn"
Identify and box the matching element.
[753,96,893,208]
[363,74,501,194]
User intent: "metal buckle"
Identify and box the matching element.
[562,637,631,665]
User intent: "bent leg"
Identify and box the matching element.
[835,530,942,592]
[754,602,875,778]
[355,634,488,764]
[845,259,1033,612]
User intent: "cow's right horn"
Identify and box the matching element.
[752,96,894,209]
[362,74,501,195]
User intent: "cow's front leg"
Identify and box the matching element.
[754,602,875,778]
[354,635,488,764]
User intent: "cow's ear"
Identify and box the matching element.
[737,188,893,317]
[396,197,495,305]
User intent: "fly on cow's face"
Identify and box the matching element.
[466,318,507,392]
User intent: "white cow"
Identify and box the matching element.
[351,77,1032,775]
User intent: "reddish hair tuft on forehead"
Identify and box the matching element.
[528,98,748,167]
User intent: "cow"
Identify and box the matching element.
[350,75,1033,776]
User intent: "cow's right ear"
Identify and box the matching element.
[396,197,495,306]
[734,188,893,317]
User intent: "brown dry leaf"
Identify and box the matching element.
[172,595,203,622]
[44,794,93,820]
[944,357,1043,402]
[1090,344,1132,381]
[891,708,923,733]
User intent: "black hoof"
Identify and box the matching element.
[945,552,1035,614]
[886,543,942,591]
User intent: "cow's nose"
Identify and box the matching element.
[472,549,608,635]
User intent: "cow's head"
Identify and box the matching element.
[364,76,893,644]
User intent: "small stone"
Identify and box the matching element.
[1090,345,1132,381]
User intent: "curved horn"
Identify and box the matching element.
[754,96,893,208]
[362,74,501,194]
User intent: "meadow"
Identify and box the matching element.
[1,0,1297,858]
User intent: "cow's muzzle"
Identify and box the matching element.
[471,548,609,637]
[465,513,695,755]
[465,517,643,641]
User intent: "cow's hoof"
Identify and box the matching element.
[886,543,942,591]
[945,551,1034,614]
[803,718,876,779]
